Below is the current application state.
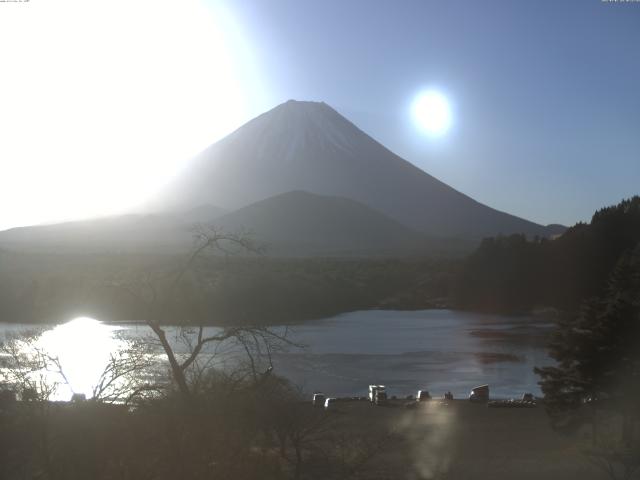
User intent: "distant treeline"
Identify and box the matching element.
[0,252,455,325]
[455,196,640,314]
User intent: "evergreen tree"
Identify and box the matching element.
[535,244,640,436]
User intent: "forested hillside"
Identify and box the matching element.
[0,252,453,325]
[455,196,640,313]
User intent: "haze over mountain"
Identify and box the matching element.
[0,214,195,253]
[159,100,561,238]
[0,191,465,256]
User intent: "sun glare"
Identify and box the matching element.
[412,90,453,137]
[0,0,258,230]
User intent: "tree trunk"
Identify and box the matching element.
[151,324,191,398]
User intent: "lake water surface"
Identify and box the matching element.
[273,309,554,398]
[0,309,554,400]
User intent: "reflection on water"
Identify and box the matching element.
[0,310,555,401]
[0,317,232,402]
[0,317,129,401]
[37,317,126,400]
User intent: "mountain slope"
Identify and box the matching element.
[0,192,446,256]
[0,214,193,253]
[214,190,429,256]
[160,100,560,238]
[0,204,225,254]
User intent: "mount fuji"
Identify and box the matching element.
[0,100,564,256]
[159,100,561,239]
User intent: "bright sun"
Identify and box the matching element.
[412,90,453,137]
[0,0,259,230]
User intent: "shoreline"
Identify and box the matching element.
[0,305,560,328]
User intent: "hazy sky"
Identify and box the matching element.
[0,0,262,230]
[0,0,638,230]
[220,0,640,226]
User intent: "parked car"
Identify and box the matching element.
[312,393,326,407]
[368,385,386,402]
[521,393,535,403]
[469,384,489,402]
[374,390,388,406]
[71,393,87,403]
[324,397,338,409]
[417,390,432,401]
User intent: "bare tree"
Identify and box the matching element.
[0,330,65,402]
[91,334,163,404]
[111,225,297,399]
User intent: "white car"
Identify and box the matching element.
[324,397,338,409]
[312,393,326,407]
[368,385,386,402]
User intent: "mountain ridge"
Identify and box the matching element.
[0,190,472,256]
[159,100,562,238]
[213,190,429,256]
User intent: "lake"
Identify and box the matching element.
[0,309,554,400]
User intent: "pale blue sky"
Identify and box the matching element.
[215,0,640,226]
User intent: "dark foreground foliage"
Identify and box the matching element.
[0,374,393,480]
[531,231,640,480]
[536,245,640,432]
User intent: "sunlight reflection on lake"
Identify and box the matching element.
[0,317,234,402]
[36,317,126,400]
